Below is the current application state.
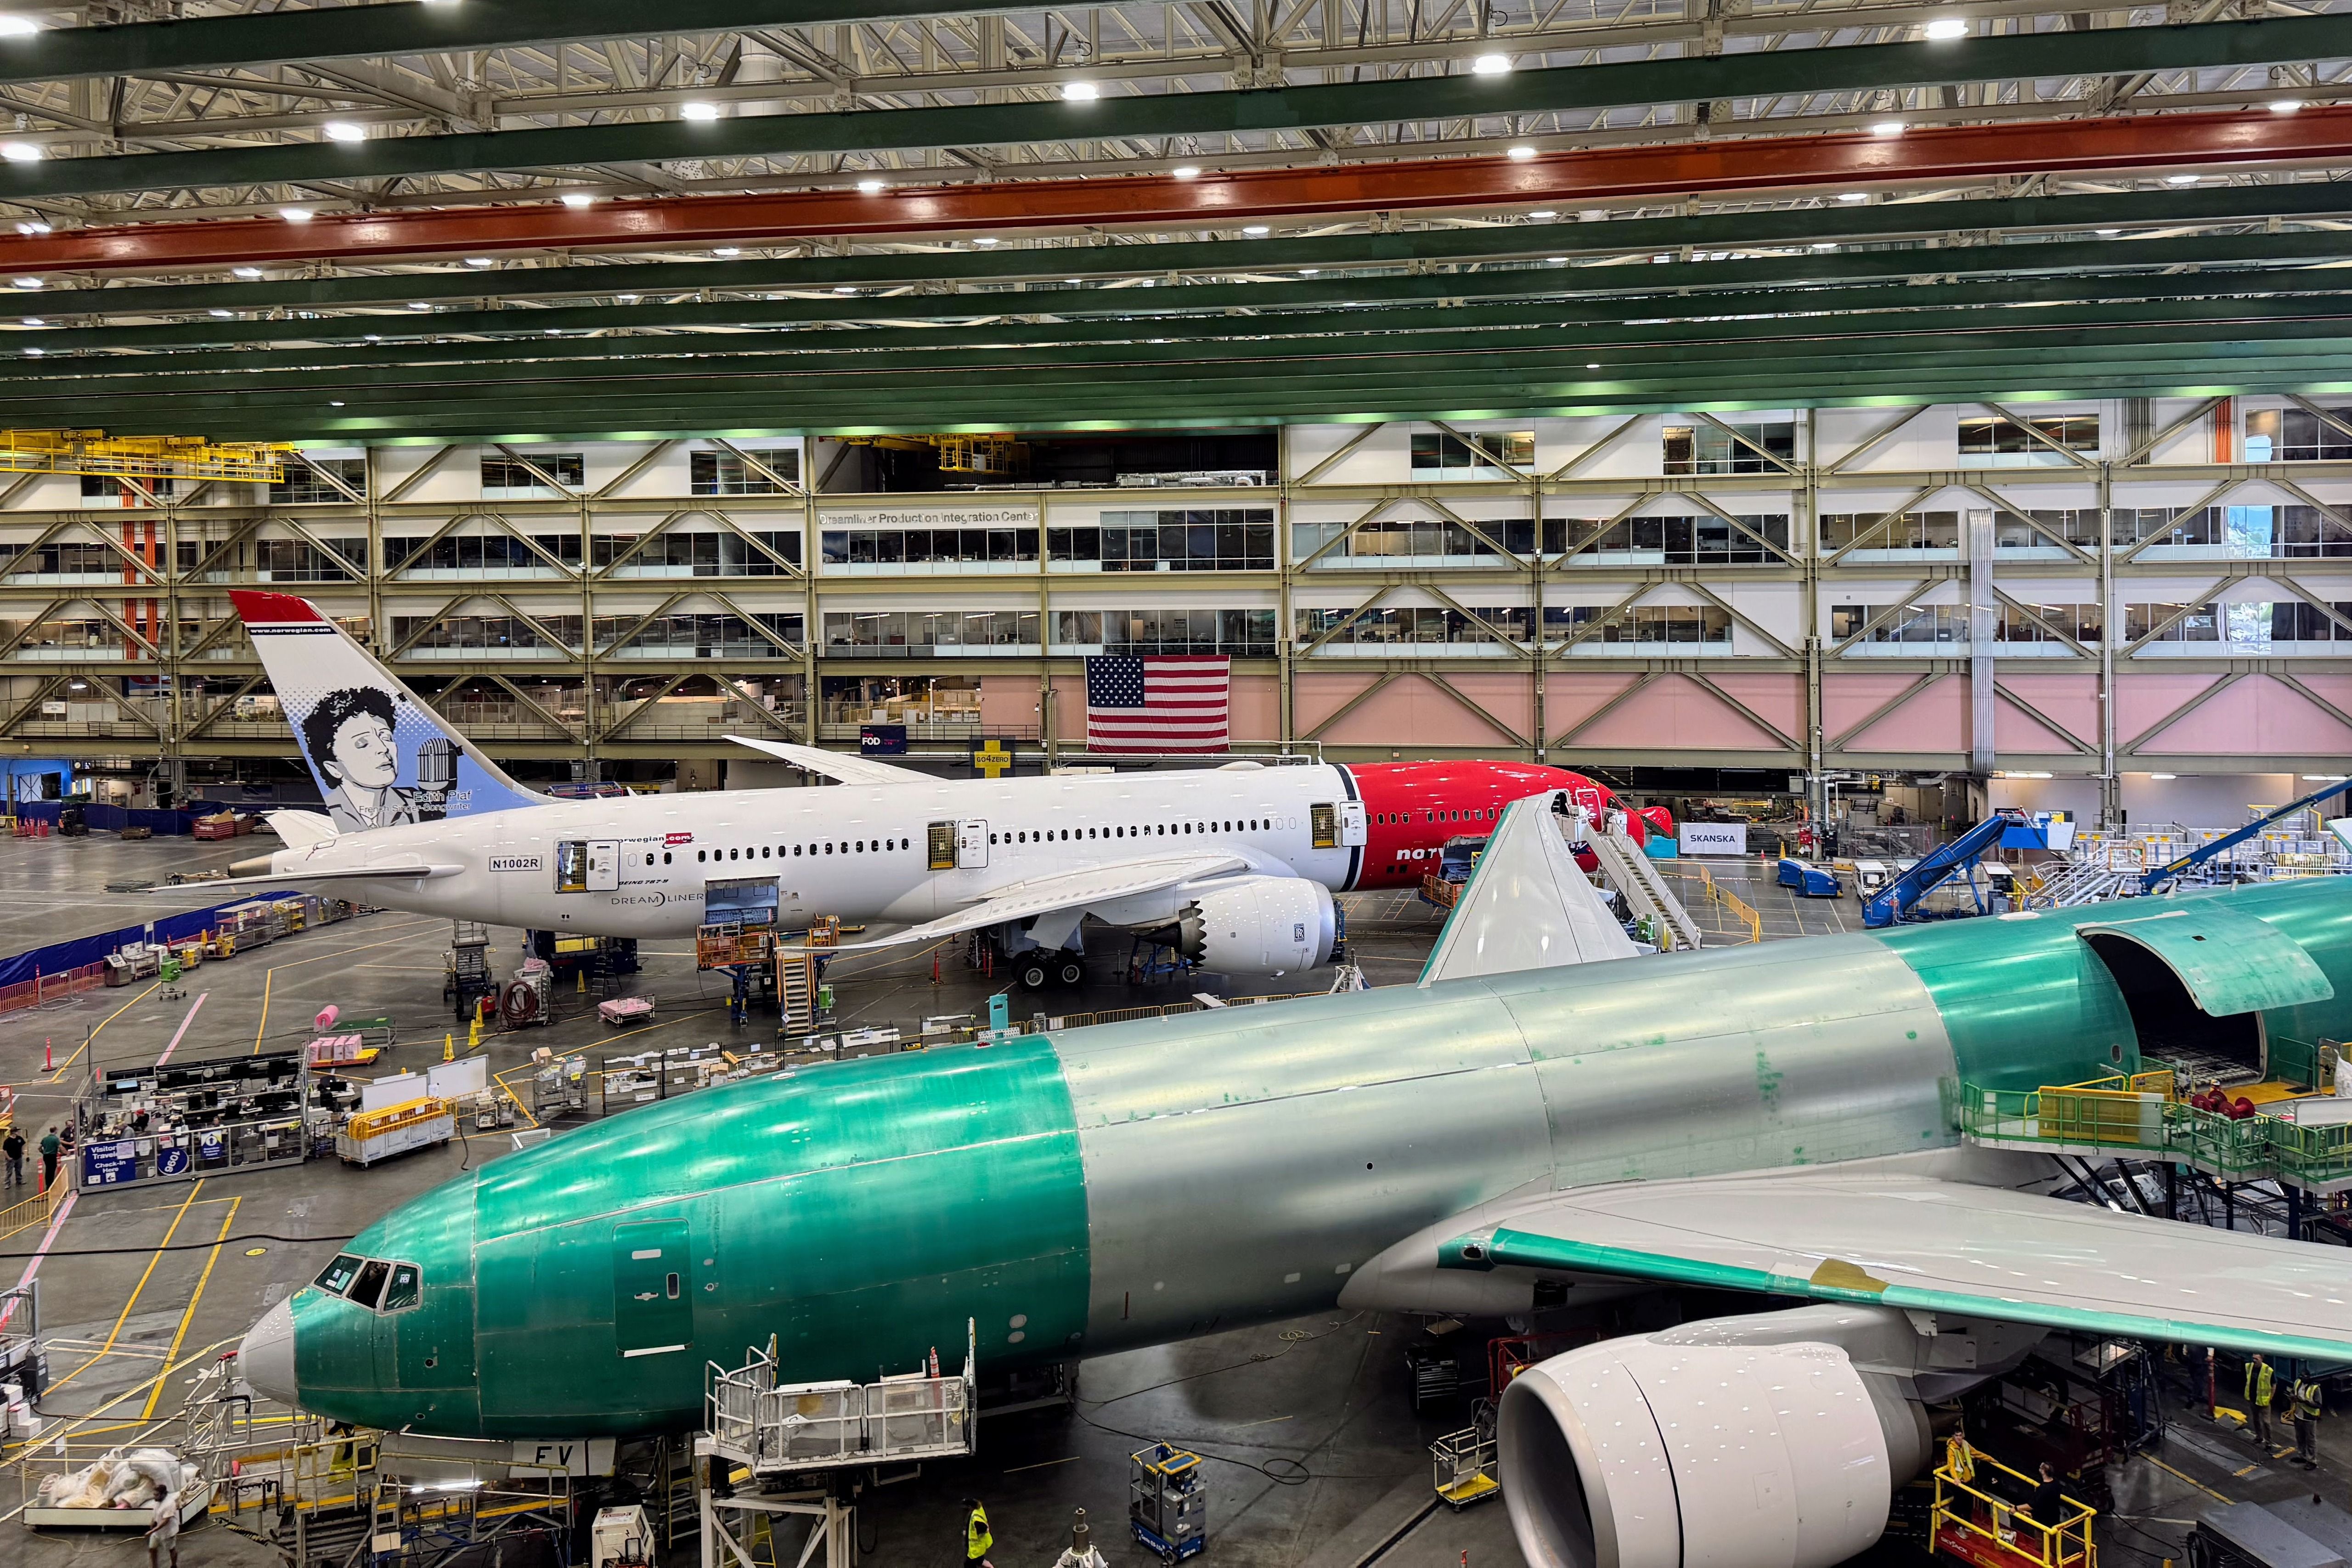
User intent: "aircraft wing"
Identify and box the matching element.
[726,735,933,786]
[1438,1170,2352,1359]
[830,853,1250,953]
[1418,794,1637,986]
[138,863,462,895]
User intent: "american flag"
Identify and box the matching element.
[1085,655,1230,754]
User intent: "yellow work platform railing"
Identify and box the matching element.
[1933,1454,2096,1568]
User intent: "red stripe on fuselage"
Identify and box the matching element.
[1340,761,1636,891]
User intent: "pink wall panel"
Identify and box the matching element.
[1297,672,1532,749]
[1572,673,1787,750]
[2129,673,2352,755]
[979,676,1043,733]
[2111,672,2224,747]
[1230,675,1279,742]
[1992,674,2100,747]
[1701,671,1807,739]
[1824,671,1967,752]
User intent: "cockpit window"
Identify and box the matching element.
[382,1262,422,1313]
[314,1255,362,1296]
[348,1258,391,1311]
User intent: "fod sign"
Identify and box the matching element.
[1677,822,1749,857]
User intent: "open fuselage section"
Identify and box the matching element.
[256,878,2352,1439]
[280,759,1612,937]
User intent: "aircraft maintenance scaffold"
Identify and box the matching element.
[1960,1070,2352,1195]
[699,1320,976,1478]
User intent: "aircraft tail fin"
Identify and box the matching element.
[229,590,548,832]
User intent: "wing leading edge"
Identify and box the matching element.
[1438,1171,2352,1361]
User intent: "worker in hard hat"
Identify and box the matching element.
[962,1497,994,1568]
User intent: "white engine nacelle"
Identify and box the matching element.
[1177,877,1336,977]
[1499,1309,1932,1568]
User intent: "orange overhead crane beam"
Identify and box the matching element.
[0,104,2349,274]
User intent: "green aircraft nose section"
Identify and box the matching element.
[291,1170,480,1433]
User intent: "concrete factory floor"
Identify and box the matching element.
[0,832,2298,1568]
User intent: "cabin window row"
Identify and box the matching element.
[986,818,1281,845]
[695,839,909,861]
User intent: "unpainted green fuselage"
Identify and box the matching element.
[285,878,2352,1437]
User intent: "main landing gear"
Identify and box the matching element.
[1012,953,1089,991]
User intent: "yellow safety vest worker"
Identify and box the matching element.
[2247,1361,2276,1409]
[2291,1380,2323,1421]
[966,1504,993,1562]
[1945,1435,1975,1483]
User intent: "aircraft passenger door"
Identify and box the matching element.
[585,841,620,893]
[612,1218,693,1360]
[928,821,958,871]
[554,840,621,893]
[956,820,989,869]
[1337,801,1368,847]
[1311,804,1339,850]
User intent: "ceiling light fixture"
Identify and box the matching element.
[1838,192,1869,202]
[856,179,885,194]
[0,17,39,34]
[560,192,595,208]
[10,276,39,288]
[2096,228,2121,236]
[407,301,431,310]
[1811,241,1838,250]
[322,121,365,142]
[209,308,232,317]
[329,400,345,406]
[834,286,857,294]
[2166,173,2199,185]
[0,142,39,162]
[1547,256,1566,263]
[1528,209,1557,218]
[1870,121,1906,136]
[679,101,720,121]
[1062,80,1099,102]
[973,237,998,247]
[280,206,315,221]
[615,293,639,303]
[1471,53,1512,74]
[1923,17,1969,38]
[363,333,381,340]
[465,256,494,267]
[22,344,38,354]
[233,265,263,278]
[1172,165,1201,179]
[1242,225,1270,236]
[1506,144,1538,161]
[19,316,38,325]
[712,246,741,257]
[2271,99,2305,114]
[11,219,43,235]
[1586,362,1600,369]
[2148,773,2177,780]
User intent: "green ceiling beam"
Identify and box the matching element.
[8,321,2349,432]
[19,231,2352,355]
[0,16,2342,200]
[0,3,1041,87]
[39,180,2352,319]
[11,282,2352,397]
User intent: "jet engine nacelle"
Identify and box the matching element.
[1499,1312,1932,1568]
[1177,876,1337,977]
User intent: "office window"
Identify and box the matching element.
[1995,604,2104,644]
[1293,517,1569,563]
[271,457,367,504]
[1055,608,1278,655]
[1663,420,1794,475]
[481,452,584,498]
[1410,430,1534,473]
[820,525,1037,570]
[1958,414,2098,467]
[1051,509,1275,571]
[254,537,365,582]
[1294,606,1535,648]
[1566,514,1789,564]
[593,530,800,576]
[821,609,1040,654]
[80,474,175,500]
[1818,512,1961,552]
[2245,408,2352,463]
[1829,604,1969,643]
[596,611,802,657]
[691,448,800,495]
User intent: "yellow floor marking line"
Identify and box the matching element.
[2144,1455,2232,1504]
[46,1182,211,1397]
[144,1194,240,1420]
[251,920,448,1053]
[47,980,161,1080]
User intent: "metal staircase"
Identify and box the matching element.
[1587,827,1706,951]
[2023,859,2137,909]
